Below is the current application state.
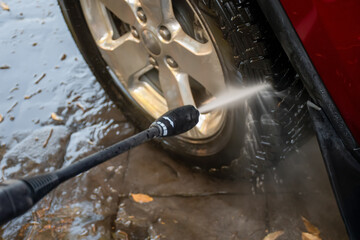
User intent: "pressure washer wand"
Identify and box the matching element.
[0,105,199,225]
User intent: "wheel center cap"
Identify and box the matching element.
[141,30,161,55]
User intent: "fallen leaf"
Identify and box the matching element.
[0,114,3,123]
[43,224,52,230]
[9,87,18,93]
[263,231,284,240]
[0,65,10,69]
[7,101,18,113]
[51,112,63,121]
[76,102,85,112]
[32,42,37,46]
[72,95,81,102]
[43,128,53,148]
[302,217,320,237]
[35,73,46,84]
[60,54,67,61]
[24,89,42,100]
[0,2,9,11]
[131,193,153,203]
[302,232,322,240]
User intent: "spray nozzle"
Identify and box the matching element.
[151,105,200,137]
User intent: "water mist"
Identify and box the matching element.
[198,83,270,114]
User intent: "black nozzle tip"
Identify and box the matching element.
[151,105,200,137]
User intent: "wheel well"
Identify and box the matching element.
[256,0,360,159]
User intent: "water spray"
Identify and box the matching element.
[198,83,270,113]
[0,105,199,225]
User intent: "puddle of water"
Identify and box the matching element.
[0,0,135,238]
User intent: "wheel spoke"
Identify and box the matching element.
[81,0,227,140]
[168,34,225,95]
[99,0,137,25]
[159,65,211,139]
[139,0,175,26]
[158,65,195,110]
[98,32,149,84]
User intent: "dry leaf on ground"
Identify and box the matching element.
[35,73,46,84]
[302,216,320,236]
[131,193,153,203]
[0,114,3,123]
[76,102,85,112]
[0,2,9,11]
[51,112,63,121]
[263,231,284,240]
[61,54,67,61]
[0,65,10,69]
[302,232,322,240]
[24,89,42,100]
[7,102,18,113]
[43,128,53,148]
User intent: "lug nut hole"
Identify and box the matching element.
[131,27,139,39]
[159,26,171,41]
[136,7,147,23]
[166,56,178,68]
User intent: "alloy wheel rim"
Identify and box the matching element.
[80,0,227,140]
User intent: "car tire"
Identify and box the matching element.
[58,0,311,177]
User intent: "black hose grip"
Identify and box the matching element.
[23,173,59,203]
[150,105,200,137]
[0,180,33,225]
[0,173,60,225]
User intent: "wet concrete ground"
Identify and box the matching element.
[0,0,348,239]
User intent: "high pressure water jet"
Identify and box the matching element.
[0,105,199,225]
[198,83,270,114]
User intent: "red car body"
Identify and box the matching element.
[280,0,360,144]
[271,0,360,238]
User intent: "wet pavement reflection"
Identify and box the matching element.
[0,0,347,239]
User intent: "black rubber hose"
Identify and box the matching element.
[0,127,160,226]
[0,105,200,225]
[55,127,159,182]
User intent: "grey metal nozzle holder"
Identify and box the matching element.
[0,105,199,225]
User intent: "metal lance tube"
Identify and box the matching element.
[0,105,199,225]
